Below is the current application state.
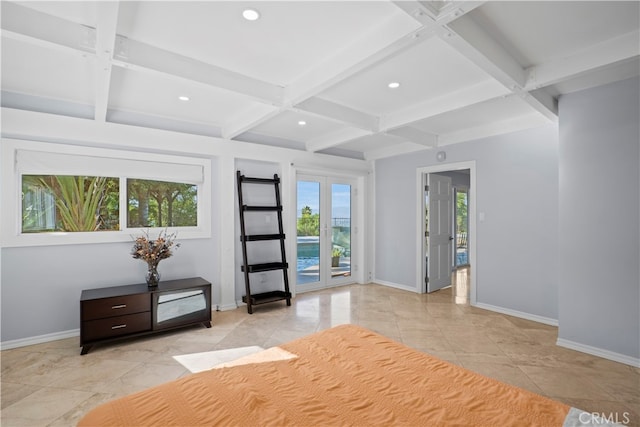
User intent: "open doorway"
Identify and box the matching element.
[417,161,476,305]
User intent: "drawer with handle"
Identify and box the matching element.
[81,294,150,321]
[81,312,151,342]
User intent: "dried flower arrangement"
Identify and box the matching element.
[131,230,180,286]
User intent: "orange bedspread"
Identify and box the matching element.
[78,324,570,426]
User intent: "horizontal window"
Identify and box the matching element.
[2,138,212,247]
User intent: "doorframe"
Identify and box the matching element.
[415,161,477,305]
[292,167,364,293]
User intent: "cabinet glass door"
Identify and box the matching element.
[154,288,207,329]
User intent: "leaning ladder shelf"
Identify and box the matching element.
[236,171,292,314]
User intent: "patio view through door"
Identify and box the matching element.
[296,174,354,291]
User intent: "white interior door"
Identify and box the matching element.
[427,173,453,292]
[296,174,355,292]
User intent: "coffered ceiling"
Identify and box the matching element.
[2,1,638,160]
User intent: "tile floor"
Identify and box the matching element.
[1,271,639,426]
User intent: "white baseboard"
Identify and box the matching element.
[473,302,559,326]
[557,338,640,368]
[1,329,79,351]
[373,279,420,293]
[217,302,239,311]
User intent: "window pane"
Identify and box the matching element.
[127,179,197,227]
[297,180,320,285]
[331,183,351,279]
[22,175,119,232]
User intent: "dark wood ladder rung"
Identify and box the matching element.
[241,262,288,273]
[237,170,291,314]
[243,205,282,212]
[241,234,285,242]
[242,291,291,306]
[239,176,280,184]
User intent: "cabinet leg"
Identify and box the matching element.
[203,321,212,328]
[80,345,92,355]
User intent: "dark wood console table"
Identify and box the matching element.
[80,277,212,355]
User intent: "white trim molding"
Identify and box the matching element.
[1,328,79,351]
[474,302,559,327]
[416,161,477,304]
[557,338,640,368]
[373,279,420,294]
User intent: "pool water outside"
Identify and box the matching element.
[297,257,319,271]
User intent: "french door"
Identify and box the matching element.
[296,174,355,291]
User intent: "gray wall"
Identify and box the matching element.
[0,161,219,343]
[1,240,218,342]
[375,124,560,320]
[558,77,640,359]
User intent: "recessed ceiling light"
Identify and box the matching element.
[298,120,307,126]
[178,96,190,101]
[388,82,400,89]
[242,8,260,21]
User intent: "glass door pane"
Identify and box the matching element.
[455,189,469,266]
[296,180,321,285]
[330,183,351,281]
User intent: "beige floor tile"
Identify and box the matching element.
[1,273,635,425]
[459,360,545,395]
[44,358,143,392]
[1,387,94,425]
[1,382,40,409]
[518,365,616,400]
[97,363,188,395]
[47,392,118,427]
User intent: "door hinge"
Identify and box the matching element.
[425,185,429,191]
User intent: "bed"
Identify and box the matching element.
[78,324,597,426]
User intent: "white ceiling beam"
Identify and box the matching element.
[525,30,640,90]
[1,2,95,55]
[380,79,506,131]
[365,141,428,161]
[435,2,487,24]
[384,127,437,147]
[392,1,486,26]
[445,15,526,89]
[438,113,550,146]
[222,104,280,140]
[522,88,558,121]
[285,12,436,106]
[306,128,372,153]
[294,97,378,131]
[113,36,284,106]
[94,2,119,123]
[444,14,558,120]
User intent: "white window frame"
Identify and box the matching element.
[1,138,211,247]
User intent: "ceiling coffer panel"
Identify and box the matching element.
[1,1,638,159]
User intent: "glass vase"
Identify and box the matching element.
[146,264,160,287]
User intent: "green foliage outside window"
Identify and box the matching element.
[22,175,119,232]
[127,179,197,228]
[21,176,198,232]
[297,205,319,236]
[456,191,468,234]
